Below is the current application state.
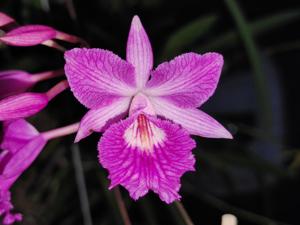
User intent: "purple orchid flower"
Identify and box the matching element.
[64,15,232,203]
[0,119,47,224]
[0,119,79,224]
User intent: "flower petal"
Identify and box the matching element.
[126,15,153,89]
[0,70,34,99]
[0,119,45,225]
[99,114,195,203]
[150,97,233,139]
[75,97,131,142]
[64,48,136,109]
[0,135,46,180]
[0,25,56,46]
[0,119,39,153]
[0,12,15,27]
[0,93,48,121]
[0,190,22,225]
[145,52,223,108]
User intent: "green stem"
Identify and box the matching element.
[174,201,195,225]
[225,0,273,132]
[114,187,132,225]
[71,144,93,225]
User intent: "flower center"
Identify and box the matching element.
[124,114,165,153]
[129,92,155,116]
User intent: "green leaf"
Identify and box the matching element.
[197,10,300,51]
[161,15,218,60]
[225,0,273,131]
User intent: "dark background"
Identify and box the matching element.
[0,0,300,225]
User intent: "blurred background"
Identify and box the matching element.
[0,0,300,224]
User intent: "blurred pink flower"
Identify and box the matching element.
[0,119,79,224]
[0,119,47,224]
[0,69,64,99]
[0,25,56,46]
[0,71,35,99]
[64,15,232,203]
[0,12,87,48]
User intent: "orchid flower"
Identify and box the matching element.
[64,15,232,203]
[0,119,46,224]
[0,119,79,224]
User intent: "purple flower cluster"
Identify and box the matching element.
[0,12,232,224]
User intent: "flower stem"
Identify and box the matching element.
[31,69,65,83]
[42,40,66,52]
[46,80,69,100]
[55,31,89,47]
[114,187,132,225]
[224,0,273,132]
[42,122,79,140]
[71,144,93,225]
[174,201,194,225]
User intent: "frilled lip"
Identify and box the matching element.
[98,113,196,203]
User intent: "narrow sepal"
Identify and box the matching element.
[126,15,153,89]
[151,97,233,139]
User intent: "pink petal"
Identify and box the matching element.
[3,212,22,225]
[0,136,46,180]
[0,93,48,121]
[0,190,22,225]
[0,190,13,215]
[0,119,39,153]
[145,52,223,108]
[0,119,43,225]
[0,70,35,99]
[0,12,15,27]
[126,15,153,89]
[0,119,46,183]
[64,48,137,109]
[99,114,196,203]
[150,97,233,139]
[0,25,56,46]
[75,97,131,142]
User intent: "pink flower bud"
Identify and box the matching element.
[0,93,49,121]
[0,25,56,46]
[0,80,69,121]
[0,69,65,99]
[0,70,35,99]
